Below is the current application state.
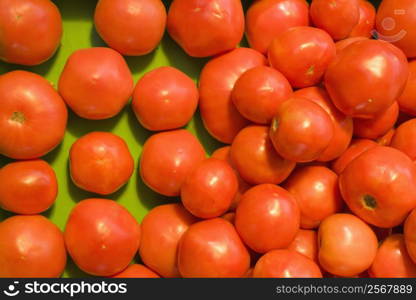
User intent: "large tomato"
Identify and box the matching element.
[404,208,416,263]
[397,60,416,116]
[391,119,416,160]
[288,229,319,263]
[111,264,160,278]
[349,0,376,38]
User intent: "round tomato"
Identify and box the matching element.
[288,229,319,263]
[404,208,416,263]
[398,60,416,116]
[391,119,416,160]
[335,36,368,54]
[111,264,160,278]
[349,0,376,38]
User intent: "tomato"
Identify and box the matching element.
[335,36,368,54]
[253,249,322,278]
[0,71,67,159]
[0,215,66,278]
[199,48,266,143]
[349,0,376,38]
[230,126,295,185]
[340,146,416,228]
[284,166,343,229]
[377,128,396,146]
[64,198,141,276]
[269,97,334,162]
[139,204,197,278]
[245,0,310,54]
[391,119,416,161]
[132,66,198,131]
[310,0,360,40]
[398,60,416,116]
[221,212,236,224]
[0,160,57,214]
[404,208,416,263]
[111,264,160,278]
[167,0,244,57]
[268,26,336,88]
[231,66,292,124]
[69,132,134,195]
[140,130,206,196]
[324,39,409,118]
[178,218,250,278]
[288,229,319,263]
[0,0,62,65]
[318,213,378,277]
[94,0,166,56]
[58,47,134,120]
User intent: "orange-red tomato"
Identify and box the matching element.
[288,229,319,263]
[58,47,134,120]
[391,119,416,161]
[94,0,166,56]
[349,0,376,38]
[64,198,141,277]
[111,264,160,278]
[0,215,66,278]
[221,212,236,224]
[0,71,67,159]
[0,0,62,65]
[0,160,57,214]
[377,128,396,146]
[335,36,368,54]
[140,130,206,196]
[404,209,416,264]
[132,66,198,131]
[398,60,416,116]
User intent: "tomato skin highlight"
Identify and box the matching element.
[349,0,376,38]
[288,229,319,263]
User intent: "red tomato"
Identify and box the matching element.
[377,128,396,146]
[288,229,319,263]
[0,71,67,159]
[58,47,134,120]
[318,213,378,277]
[94,0,166,56]
[324,39,409,118]
[253,249,322,278]
[245,0,310,54]
[167,0,244,57]
[140,130,206,196]
[339,146,416,228]
[111,264,160,278]
[268,26,336,88]
[0,160,57,214]
[391,119,416,161]
[231,66,292,124]
[178,218,250,278]
[398,60,416,116]
[335,36,368,54]
[269,97,334,162]
[199,47,267,143]
[0,0,62,65]
[132,66,198,131]
[235,184,300,253]
[230,126,295,185]
[69,132,134,195]
[349,0,376,38]
[221,212,236,224]
[404,208,416,263]
[139,204,197,278]
[0,215,66,277]
[64,198,141,276]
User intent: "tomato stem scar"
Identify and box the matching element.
[10,111,25,124]
[362,194,377,210]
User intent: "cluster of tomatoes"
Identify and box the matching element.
[1,0,416,279]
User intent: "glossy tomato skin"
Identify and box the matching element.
[64,198,141,277]
[398,60,416,116]
[288,229,319,263]
[335,36,368,54]
[268,26,336,88]
[0,71,67,159]
[69,132,134,195]
[111,264,160,278]
[140,130,206,196]
[339,146,416,228]
[349,0,376,38]
[167,0,244,57]
[231,66,292,124]
[391,119,416,161]
[230,126,295,185]
[132,66,198,131]
[199,47,267,143]
[94,0,166,56]
[178,218,250,278]
[139,204,197,278]
[0,0,62,65]
[404,209,416,263]
[58,47,134,120]
[377,128,396,146]
[0,215,66,278]
[0,160,57,214]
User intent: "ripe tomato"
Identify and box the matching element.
[58,47,134,120]
[0,160,57,214]
[111,264,160,278]
[199,48,266,143]
[94,0,166,56]
[69,132,134,195]
[377,128,396,146]
[318,213,378,277]
[64,198,141,276]
[0,71,67,159]
[324,39,408,118]
[167,0,244,57]
[140,130,206,196]
[230,126,295,185]
[132,66,198,131]
[0,0,62,65]
[245,0,310,54]
[253,249,322,278]
[221,212,236,224]
[404,208,416,263]
[231,66,292,124]
[178,218,250,277]
[288,229,319,263]
[139,204,197,278]
[269,97,334,162]
[391,119,416,161]
[398,60,416,116]
[349,0,376,38]
[335,36,368,54]
[0,215,66,278]
[268,26,336,88]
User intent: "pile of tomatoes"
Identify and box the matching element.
[1,0,416,279]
